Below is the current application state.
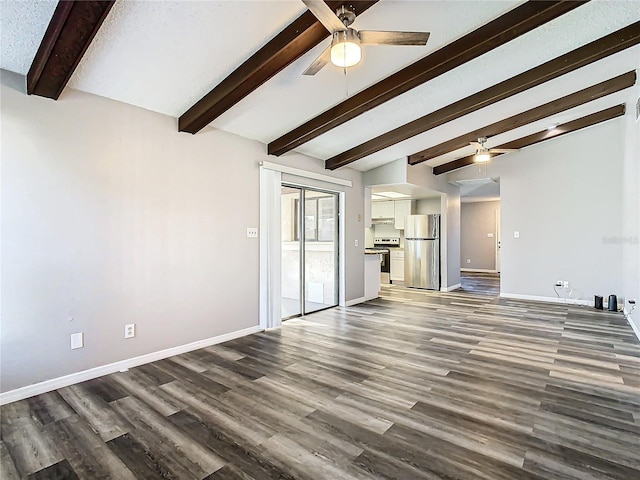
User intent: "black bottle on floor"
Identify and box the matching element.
[608,294,618,312]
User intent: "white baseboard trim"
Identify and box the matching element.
[500,292,594,307]
[460,268,497,273]
[624,307,640,341]
[345,296,367,307]
[0,325,262,406]
[441,283,462,292]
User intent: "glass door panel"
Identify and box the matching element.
[281,184,339,319]
[281,186,302,319]
[304,189,338,314]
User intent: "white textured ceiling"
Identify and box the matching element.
[1,0,639,174]
[68,0,307,117]
[0,0,57,75]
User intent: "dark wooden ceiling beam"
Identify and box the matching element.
[178,1,379,134]
[27,0,115,100]
[433,104,626,175]
[408,71,635,165]
[325,21,640,170]
[268,0,587,157]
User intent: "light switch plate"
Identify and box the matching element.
[71,332,83,350]
[247,227,258,238]
[514,231,520,238]
[487,233,494,238]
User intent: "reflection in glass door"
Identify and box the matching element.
[281,185,339,319]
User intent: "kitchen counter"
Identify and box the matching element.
[365,248,389,254]
[364,253,382,301]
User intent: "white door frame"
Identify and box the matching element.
[495,208,501,273]
[259,162,350,328]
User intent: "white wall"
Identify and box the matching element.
[415,197,442,215]
[449,118,626,304]
[621,59,640,334]
[0,70,364,392]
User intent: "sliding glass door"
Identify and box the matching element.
[281,185,339,320]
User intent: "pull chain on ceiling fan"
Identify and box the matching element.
[302,0,430,75]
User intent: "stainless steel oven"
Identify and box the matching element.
[373,237,400,284]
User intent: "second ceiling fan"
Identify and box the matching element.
[302,0,430,75]
[471,137,518,163]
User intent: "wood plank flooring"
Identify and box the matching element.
[2,283,640,479]
[459,271,500,296]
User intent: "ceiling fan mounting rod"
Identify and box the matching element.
[337,5,356,28]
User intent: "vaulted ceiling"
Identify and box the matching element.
[2,0,639,175]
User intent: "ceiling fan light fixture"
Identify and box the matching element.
[474,151,491,163]
[330,29,361,68]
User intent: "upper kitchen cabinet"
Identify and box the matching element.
[394,200,414,230]
[371,201,395,219]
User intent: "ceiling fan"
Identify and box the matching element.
[302,0,430,75]
[471,137,518,163]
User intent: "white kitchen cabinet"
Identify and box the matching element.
[390,250,405,282]
[371,201,394,219]
[394,200,414,230]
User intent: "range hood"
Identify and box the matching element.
[372,218,394,225]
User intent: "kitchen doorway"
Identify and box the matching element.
[281,184,339,320]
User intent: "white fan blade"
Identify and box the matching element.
[302,45,331,75]
[489,148,518,153]
[359,31,430,46]
[302,0,345,32]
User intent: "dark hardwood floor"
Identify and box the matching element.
[2,283,639,479]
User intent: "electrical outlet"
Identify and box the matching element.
[70,332,83,350]
[125,324,135,339]
[355,239,359,247]
[466,259,471,264]
[514,231,520,238]
[563,281,569,288]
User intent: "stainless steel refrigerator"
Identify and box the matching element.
[404,214,440,290]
